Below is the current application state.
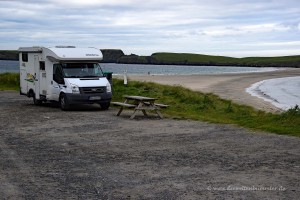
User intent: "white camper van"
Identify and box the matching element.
[19,46,112,110]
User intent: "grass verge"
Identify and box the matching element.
[112,79,300,137]
[0,73,20,90]
[1,73,299,136]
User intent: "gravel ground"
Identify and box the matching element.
[0,91,299,199]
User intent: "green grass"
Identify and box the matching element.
[1,73,299,136]
[112,79,300,136]
[0,73,20,90]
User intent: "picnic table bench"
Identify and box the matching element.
[112,95,169,119]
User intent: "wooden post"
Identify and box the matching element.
[124,70,127,85]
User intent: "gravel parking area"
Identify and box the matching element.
[0,91,299,199]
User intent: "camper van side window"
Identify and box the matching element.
[22,53,28,62]
[40,62,45,70]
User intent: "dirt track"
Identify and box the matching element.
[0,91,299,199]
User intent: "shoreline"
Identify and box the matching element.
[246,77,300,110]
[127,68,300,112]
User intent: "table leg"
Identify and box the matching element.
[116,107,123,116]
[116,99,131,116]
[148,102,163,119]
[130,109,138,119]
[155,110,164,119]
[130,102,144,119]
[142,109,148,117]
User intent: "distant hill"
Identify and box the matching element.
[1,49,299,67]
[0,50,18,60]
[117,52,300,68]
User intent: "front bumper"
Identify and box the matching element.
[65,92,112,104]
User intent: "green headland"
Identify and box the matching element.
[1,50,299,67]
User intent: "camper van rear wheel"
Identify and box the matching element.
[32,93,42,105]
[60,93,70,111]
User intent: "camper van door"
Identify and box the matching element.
[51,64,64,100]
[34,55,40,99]
[39,61,46,96]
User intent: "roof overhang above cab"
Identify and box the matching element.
[18,47,43,53]
[46,47,103,61]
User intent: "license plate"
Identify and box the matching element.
[90,96,101,100]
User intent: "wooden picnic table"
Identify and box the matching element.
[112,95,168,119]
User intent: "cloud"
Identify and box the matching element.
[50,0,134,7]
[199,23,293,37]
[0,0,300,56]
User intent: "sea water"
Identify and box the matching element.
[0,60,19,73]
[246,77,300,110]
[0,60,277,75]
[100,63,277,75]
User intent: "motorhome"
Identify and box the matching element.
[19,46,112,110]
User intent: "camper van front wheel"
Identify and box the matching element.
[100,102,110,110]
[59,93,70,111]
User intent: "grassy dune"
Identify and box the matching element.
[1,73,299,136]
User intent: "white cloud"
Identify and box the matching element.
[0,0,300,57]
[247,41,300,47]
[200,23,292,37]
[216,49,300,57]
[50,0,134,6]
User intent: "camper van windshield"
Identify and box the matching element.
[60,63,104,78]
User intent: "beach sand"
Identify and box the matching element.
[128,68,300,112]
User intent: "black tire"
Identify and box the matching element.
[100,102,110,110]
[59,93,70,111]
[32,93,42,105]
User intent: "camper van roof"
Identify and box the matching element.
[18,46,103,61]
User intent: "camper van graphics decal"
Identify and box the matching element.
[25,73,36,84]
[86,54,99,56]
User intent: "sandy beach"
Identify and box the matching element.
[128,68,300,112]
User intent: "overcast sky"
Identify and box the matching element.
[0,0,300,57]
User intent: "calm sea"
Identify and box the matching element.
[0,60,277,75]
[0,60,19,73]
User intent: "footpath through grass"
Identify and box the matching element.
[1,73,299,136]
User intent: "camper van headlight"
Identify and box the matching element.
[70,83,80,94]
[106,83,112,93]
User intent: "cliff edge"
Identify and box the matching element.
[100,49,124,63]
